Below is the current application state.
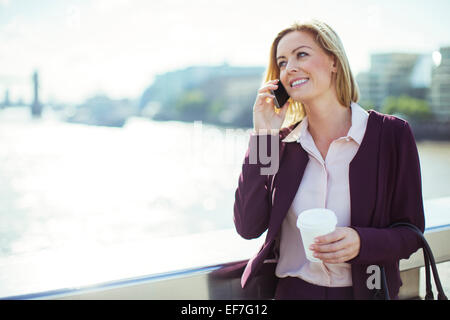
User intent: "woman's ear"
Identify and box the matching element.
[331,55,338,73]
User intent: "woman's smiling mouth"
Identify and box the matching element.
[290,78,309,88]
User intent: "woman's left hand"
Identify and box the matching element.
[309,227,361,264]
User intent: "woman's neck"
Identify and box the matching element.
[303,97,352,145]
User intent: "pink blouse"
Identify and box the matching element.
[275,102,369,287]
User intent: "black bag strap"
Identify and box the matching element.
[379,222,448,300]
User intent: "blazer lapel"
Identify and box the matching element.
[267,141,309,240]
[349,111,381,227]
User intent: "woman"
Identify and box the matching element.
[233,19,425,300]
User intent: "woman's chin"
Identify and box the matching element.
[290,94,312,104]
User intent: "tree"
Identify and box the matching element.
[381,95,432,120]
[174,90,208,121]
[358,100,376,111]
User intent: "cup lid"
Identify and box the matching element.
[297,208,337,229]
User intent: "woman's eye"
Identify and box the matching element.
[278,52,308,68]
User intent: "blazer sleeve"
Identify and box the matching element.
[349,121,425,265]
[233,133,278,240]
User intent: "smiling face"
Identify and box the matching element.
[276,31,337,104]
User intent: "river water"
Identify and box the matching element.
[1,106,449,259]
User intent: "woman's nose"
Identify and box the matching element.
[286,60,299,73]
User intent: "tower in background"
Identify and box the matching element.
[31,70,43,118]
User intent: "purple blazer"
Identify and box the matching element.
[234,110,425,300]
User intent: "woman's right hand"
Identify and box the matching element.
[253,79,289,133]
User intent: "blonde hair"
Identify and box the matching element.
[264,19,360,128]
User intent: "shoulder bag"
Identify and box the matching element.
[376,222,448,300]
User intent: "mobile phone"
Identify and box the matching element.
[270,81,290,109]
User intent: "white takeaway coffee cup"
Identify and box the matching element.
[297,208,338,263]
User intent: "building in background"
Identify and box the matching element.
[431,47,450,120]
[1,89,10,108]
[139,64,265,127]
[356,53,432,110]
[65,95,139,127]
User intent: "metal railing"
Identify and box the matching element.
[5,224,449,300]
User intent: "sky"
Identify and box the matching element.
[1,0,450,105]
